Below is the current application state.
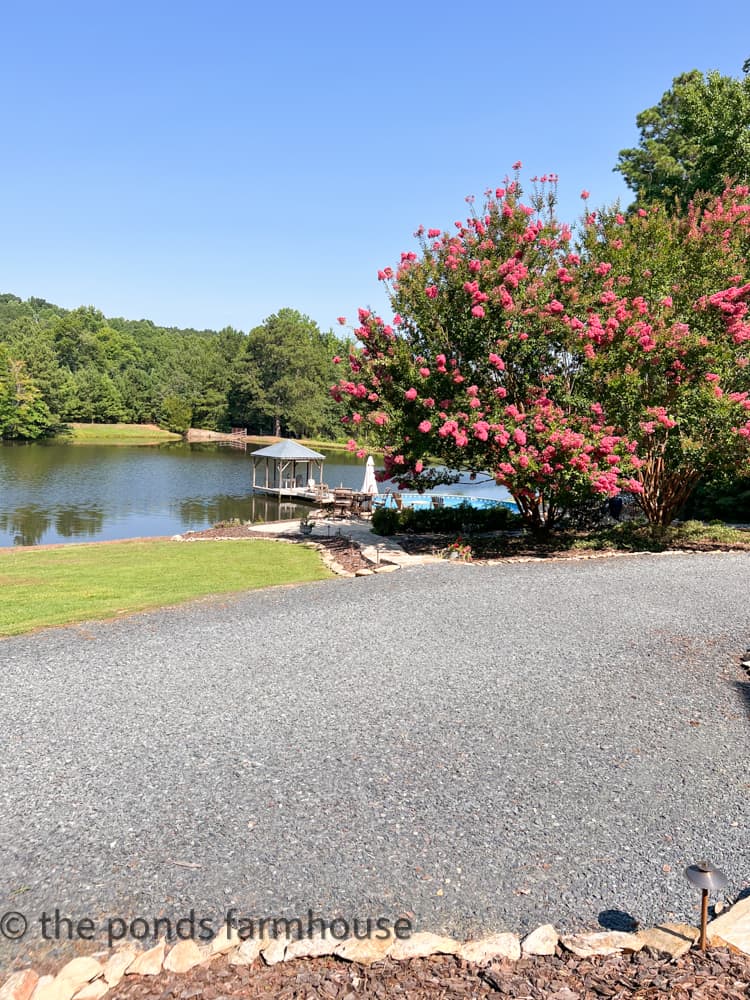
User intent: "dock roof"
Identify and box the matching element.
[249,440,326,460]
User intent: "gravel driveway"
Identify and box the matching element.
[1,551,748,970]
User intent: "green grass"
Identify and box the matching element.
[60,424,380,454]
[243,434,378,454]
[61,423,182,444]
[0,539,332,637]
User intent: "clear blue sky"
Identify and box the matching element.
[2,1,748,334]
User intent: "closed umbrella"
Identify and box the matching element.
[361,455,378,495]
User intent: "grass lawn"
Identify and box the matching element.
[0,539,332,637]
[62,425,374,454]
[62,423,182,444]
[243,434,374,454]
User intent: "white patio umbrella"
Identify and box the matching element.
[361,455,378,495]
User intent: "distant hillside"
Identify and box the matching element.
[0,294,347,441]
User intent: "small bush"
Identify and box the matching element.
[682,477,750,523]
[371,501,520,535]
[371,507,402,536]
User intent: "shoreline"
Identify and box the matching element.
[185,428,358,452]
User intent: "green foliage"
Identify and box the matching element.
[0,346,54,438]
[371,501,520,536]
[0,294,348,442]
[616,67,750,208]
[683,475,750,522]
[227,308,346,438]
[578,191,750,525]
[370,507,402,535]
[160,394,193,434]
[338,174,750,532]
[569,520,750,552]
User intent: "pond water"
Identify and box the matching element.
[0,440,513,547]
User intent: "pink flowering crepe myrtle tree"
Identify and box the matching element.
[332,171,640,536]
[576,187,750,527]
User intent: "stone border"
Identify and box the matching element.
[173,532,401,579]
[308,541,400,578]
[3,897,748,1000]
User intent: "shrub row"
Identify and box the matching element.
[371,502,521,536]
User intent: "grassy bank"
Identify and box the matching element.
[243,434,373,454]
[61,424,371,453]
[62,423,182,444]
[0,539,331,637]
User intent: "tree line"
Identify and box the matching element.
[0,297,349,441]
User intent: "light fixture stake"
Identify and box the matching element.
[684,861,728,951]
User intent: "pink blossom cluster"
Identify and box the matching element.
[331,177,750,529]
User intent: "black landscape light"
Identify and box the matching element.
[684,861,728,950]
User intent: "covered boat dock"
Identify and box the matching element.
[249,440,332,502]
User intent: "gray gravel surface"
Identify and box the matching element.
[0,551,749,971]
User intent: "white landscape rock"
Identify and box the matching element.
[52,959,103,1000]
[71,982,108,1000]
[260,936,287,965]
[389,933,460,960]
[284,935,338,960]
[560,931,643,958]
[334,936,395,965]
[458,933,521,964]
[29,977,53,1000]
[125,939,166,976]
[163,939,207,974]
[29,959,103,1000]
[227,938,266,966]
[0,971,39,1000]
[707,894,750,955]
[638,923,698,959]
[522,924,559,956]
[102,947,138,988]
[209,926,241,956]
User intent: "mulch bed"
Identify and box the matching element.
[105,949,750,999]
[311,536,375,574]
[181,526,375,574]
[395,532,750,561]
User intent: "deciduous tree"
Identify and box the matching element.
[616,68,750,209]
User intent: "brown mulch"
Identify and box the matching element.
[105,949,750,999]
[311,536,375,574]
[181,526,375,574]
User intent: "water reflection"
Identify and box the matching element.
[0,507,53,547]
[0,440,513,547]
[177,495,307,525]
[0,441,376,547]
[55,507,105,538]
[0,505,106,546]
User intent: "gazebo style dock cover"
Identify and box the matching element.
[249,440,327,499]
